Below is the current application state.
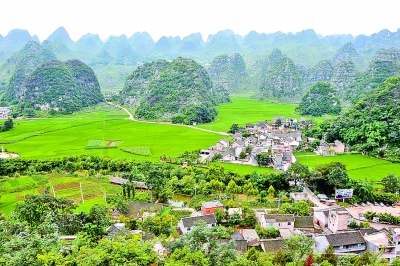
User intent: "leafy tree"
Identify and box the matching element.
[166,246,209,266]
[317,245,338,266]
[214,208,226,223]
[281,201,310,216]
[328,167,349,190]
[284,234,315,266]
[226,180,241,199]
[239,151,247,159]
[255,152,271,166]
[228,123,239,134]
[382,174,400,193]
[3,119,14,131]
[287,162,310,186]
[13,194,75,228]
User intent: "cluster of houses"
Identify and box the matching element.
[200,117,305,170]
[0,107,11,119]
[107,177,400,262]
[174,198,400,263]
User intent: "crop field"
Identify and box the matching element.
[196,95,330,132]
[85,139,123,149]
[0,174,110,215]
[296,153,400,184]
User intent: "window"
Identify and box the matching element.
[358,243,362,247]
[269,223,273,227]
[278,222,282,226]
[212,224,215,227]
[187,228,191,231]
[288,222,291,225]
[339,246,344,249]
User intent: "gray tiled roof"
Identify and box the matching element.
[264,214,295,223]
[261,239,285,253]
[202,200,223,208]
[231,232,245,241]
[181,214,217,228]
[294,216,314,228]
[110,177,129,185]
[325,231,365,247]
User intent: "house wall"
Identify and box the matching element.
[258,214,294,231]
[314,212,327,228]
[334,243,366,254]
[328,212,348,233]
[334,144,345,153]
[178,219,215,235]
[201,206,224,215]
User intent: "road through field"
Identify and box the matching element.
[107,102,229,136]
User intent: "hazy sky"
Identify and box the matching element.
[1,0,399,42]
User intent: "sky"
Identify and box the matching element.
[1,0,399,42]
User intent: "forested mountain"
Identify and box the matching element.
[259,56,302,101]
[126,57,230,124]
[120,59,170,106]
[325,75,400,161]
[208,53,248,94]
[22,60,104,113]
[0,27,400,92]
[345,48,400,101]
[296,82,341,116]
[2,41,56,102]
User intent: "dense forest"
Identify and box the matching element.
[296,82,341,116]
[310,76,400,161]
[124,57,230,124]
[22,60,104,113]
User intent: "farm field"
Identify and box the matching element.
[296,153,400,184]
[0,174,111,216]
[196,94,329,132]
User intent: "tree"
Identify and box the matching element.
[382,174,400,194]
[166,246,209,266]
[267,185,275,199]
[226,180,240,199]
[328,167,349,190]
[287,162,309,186]
[284,234,315,266]
[13,194,75,228]
[228,124,239,134]
[255,152,271,167]
[214,208,226,223]
[317,245,338,266]
[3,118,13,131]
[239,151,247,159]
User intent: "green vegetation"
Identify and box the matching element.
[122,57,230,124]
[21,60,104,114]
[197,95,327,132]
[2,41,56,101]
[346,49,400,101]
[296,82,341,116]
[296,153,400,184]
[208,53,249,94]
[326,75,400,161]
[260,56,302,101]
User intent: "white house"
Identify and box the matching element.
[178,214,217,234]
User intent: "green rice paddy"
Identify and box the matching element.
[196,94,329,132]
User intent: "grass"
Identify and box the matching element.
[196,95,330,132]
[296,153,400,183]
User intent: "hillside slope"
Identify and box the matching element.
[22,60,104,113]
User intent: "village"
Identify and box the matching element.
[105,175,400,263]
[200,116,346,170]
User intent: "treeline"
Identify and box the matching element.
[304,75,400,162]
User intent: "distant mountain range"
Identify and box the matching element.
[0,27,399,92]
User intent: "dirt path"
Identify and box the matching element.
[107,102,229,136]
